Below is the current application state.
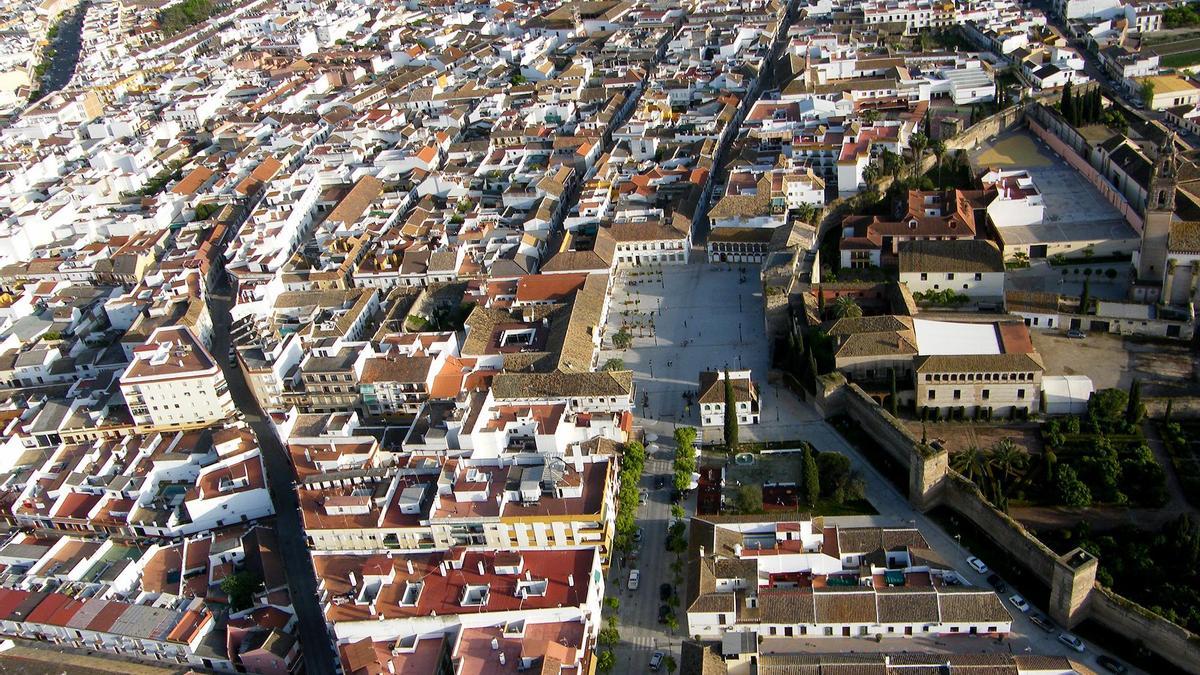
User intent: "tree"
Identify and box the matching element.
[1078,278,1090,315]
[888,368,899,416]
[671,503,685,522]
[665,613,679,633]
[1140,80,1155,109]
[598,626,620,646]
[611,328,632,349]
[930,139,947,186]
[1088,388,1129,424]
[596,650,615,674]
[1126,378,1144,425]
[604,596,620,611]
[602,358,625,371]
[1061,80,1074,122]
[988,438,1029,505]
[723,369,739,452]
[665,655,678,674]
[220,571,263,611]
[833,295,863,319]
[816,451,853,502]
[736,484,763,513]
[1055,465,1093,507]
[910,131,928,163]
[950,446,992,490]
[1165,398,1174,424]
[800,446,820,507]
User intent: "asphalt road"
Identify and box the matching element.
[609,443,686,672]
[208,280,337,675]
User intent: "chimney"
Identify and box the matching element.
[699,546,705,558]
[499,653,507,665]
[406,559,414,575]
[568,574,574,587]
[491,638,499,650]
[439,562,447,576]
[348,572,357,588]
[477,560,485,576]
[525,570,532,581]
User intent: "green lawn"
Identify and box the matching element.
[1159,50,1200,69]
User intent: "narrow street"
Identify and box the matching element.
[207,283,337,675]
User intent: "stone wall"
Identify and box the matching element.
[843,383,916,469]
[944,104,1027,153]
[831,384,1200,672]
[939,473,1059,585]
[1090,587,1200,675]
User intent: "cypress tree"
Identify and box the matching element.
[724,369,739,452]
[1062,80,1073,119]
[801,446,820,508]
[1165,398,1174,424]
[807,350,820,394]
[1079,278,1090,315]
[888,368,899,416]
[1126,378,1143,425]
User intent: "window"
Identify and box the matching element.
[947,273,955,280]
[974,273,982,281]
[1017,389,1025,399]
[982,390,989,400]
[953,390,961,400]
[928,390,936,400]
[920,273,928,281]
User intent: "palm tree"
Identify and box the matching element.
[930,139,947,186]
[950,446,992,489]
[833,296,863,319]
[988,438,1029,501]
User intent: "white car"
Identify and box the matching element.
[1009,594,1030,613]
[966,556,989,574]
[628,569,640,591]
[1058,632,1085,652]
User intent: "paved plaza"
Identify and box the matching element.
[599,261,820,442]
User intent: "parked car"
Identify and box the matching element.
[650,651,664,671]
[1030,613,1056,633]
[1008,594,1030,613]
[639,489,648,505]
[660,583,673,601]
[966,556,989,574]
[986,573,1006,593]
[1066,329,1086,339]
[655,475,666,490]
[658,604,672,623]
[1058,632,1085,652]
[633,527,644,543]
[628,569,640,591]
[1096,654,1128,674]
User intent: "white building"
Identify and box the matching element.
[698,370,760,428]
[120,326,234,430]
[898,240,1006,301]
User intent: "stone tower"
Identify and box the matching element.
[1139,133,1179,283]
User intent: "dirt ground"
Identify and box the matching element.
[901,421,1044,456]
[1030,330,1199,396]
[971,130,1056,168]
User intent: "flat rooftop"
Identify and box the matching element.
[913,319,1001,356]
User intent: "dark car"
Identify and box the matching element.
[660,583,673,601]
[986,573,1007,593]
[655,475,666,490]
[670,489,684,503]
[658,605,672,623]
[1029,613,1056,633]
[1096,655,1128,674]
